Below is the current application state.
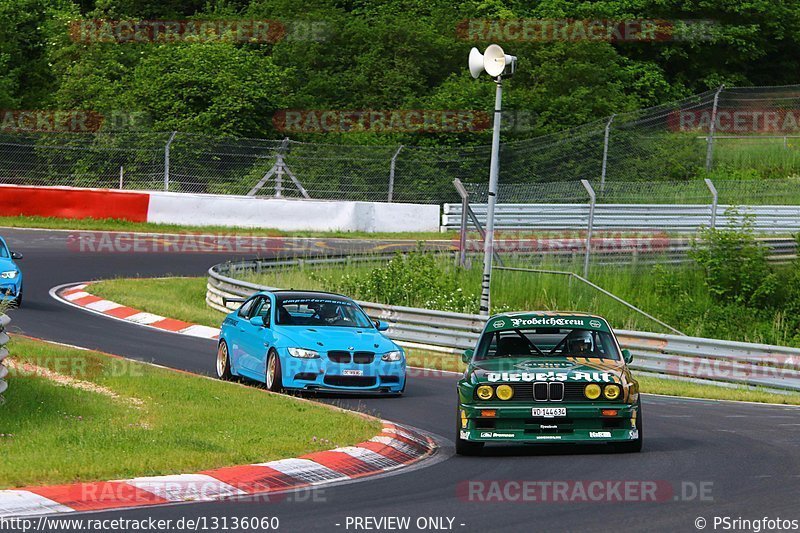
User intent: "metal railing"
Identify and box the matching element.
[443,201,800,234]
[207,257,800,393]
[0,314,10,399]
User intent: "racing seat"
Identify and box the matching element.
[278,306,294,325]
[495,336,532,357]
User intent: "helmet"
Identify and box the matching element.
[318,303,339,320]
[566,330,594,355]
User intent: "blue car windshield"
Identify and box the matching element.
[276,297,373,328]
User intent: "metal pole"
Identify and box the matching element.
[600,114,615,193]
[388,145,403,203]
[704,178,718,229]
[581,179,596,278]
[119,166,124,189]
[479,77,503,316]
[164,131,177,191]
[705,85,724,172]
[453,179,469,268]
[495,266,686,336]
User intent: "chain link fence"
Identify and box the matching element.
[2,85,800,203]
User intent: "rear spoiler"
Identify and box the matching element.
[222,296,247,306]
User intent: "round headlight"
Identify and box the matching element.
[604,384,621,400]
[476,385,494,400]
[584,383,602,400]
[496,384,514,401]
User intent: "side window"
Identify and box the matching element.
[253,297,271,325]
[237,297,257,318]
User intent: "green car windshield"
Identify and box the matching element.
[475,327,621,361]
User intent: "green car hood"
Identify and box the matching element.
[467,357,625,385]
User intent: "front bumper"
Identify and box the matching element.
[0,281,21,300]
[458,402,639,444]
[281,355,406,393]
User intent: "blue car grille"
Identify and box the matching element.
[326,351,375,364]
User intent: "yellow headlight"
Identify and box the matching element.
[496,384,514,400]
[604,384,621,400]
[584,383,602,400]
[476,385,494,400]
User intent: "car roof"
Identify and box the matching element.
[269,290,352,302]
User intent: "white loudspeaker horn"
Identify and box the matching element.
[468,47,484,79]
[482,44,506,77]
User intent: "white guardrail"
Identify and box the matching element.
[442,203,800,234]
[0,313,10,397]
[207,258,800,393]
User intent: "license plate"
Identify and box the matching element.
[342,369,364,376]
[532,407,566,418]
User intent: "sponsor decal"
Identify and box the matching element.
[508,316,586,328]
[536,435,562,440]
[540,425,558,429]
[589,431,612,438]
[492,320,506,329]
[589,320,602,328]
[629,429,639,440]
[480,432,515,438]
[486,371,614,383]
[514,360,574,370]
[460,430,470,440]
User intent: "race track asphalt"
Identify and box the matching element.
[4,227,800,533]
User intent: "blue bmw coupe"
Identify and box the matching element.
[216,291,406,395]
[0,236,23,307]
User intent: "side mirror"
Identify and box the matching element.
[462,349,474,364]
[249,315,268,328]
[622,349,633,364]
[374,320,389,332]
[10,251,22,260]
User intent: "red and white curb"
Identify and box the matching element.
[0,423,436,518]
[53,283,220,340]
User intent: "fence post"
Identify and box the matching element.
[704,178,718,229]
[705,85,724,172]
[164,131,177,191]
[388,145,403,203]
[119,166,124,189]
[0,313,10,400]
[453,179,469,267]
[600,114,615,193]
[581,180,596,279]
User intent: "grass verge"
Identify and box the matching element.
[86,277,800,406]
[0,335,380,489]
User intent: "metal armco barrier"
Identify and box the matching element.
[442,203,800,234]
[0,314,10,396]
[208,258,800,392]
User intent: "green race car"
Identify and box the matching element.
[456,312,642,455]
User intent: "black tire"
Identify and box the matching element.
[455,407,484,456]
[265,350,283,392]
[615,400,643,453]
[216,340,232,380]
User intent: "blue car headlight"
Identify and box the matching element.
[0,270,18,279]
[381,350,403,362]
[288,347,320,359]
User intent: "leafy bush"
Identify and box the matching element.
[308,249,479,313]
[689,209,776,306]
